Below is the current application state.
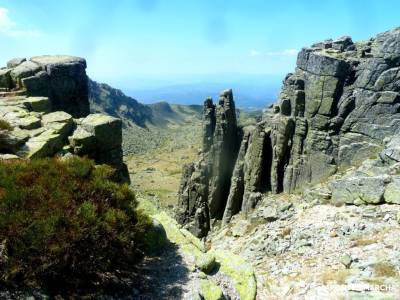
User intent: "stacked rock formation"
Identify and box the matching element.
[177,27,400,237]
[1,56,89,117]
[177,90,240,237]
[0,55,128,182]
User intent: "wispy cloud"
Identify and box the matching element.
[266,49,298,56]
[249,48,298,57]
[250,49,261,56]
[0,8,41,38]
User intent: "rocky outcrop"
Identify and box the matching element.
[177,90,240,237]
[0,56,128,182]
[178,27,400,237]
[1,55,89,118]
[69,113,129,181]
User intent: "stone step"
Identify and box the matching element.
[0,90,27,98]
[0,96,51,113]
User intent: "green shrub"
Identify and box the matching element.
[0,120,12,131]
[0,156,151,294]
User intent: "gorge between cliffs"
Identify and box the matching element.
[1,24,400,300]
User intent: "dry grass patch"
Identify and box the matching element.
[280,226,292,237]
[350,235,380,247]
[320,268,353,285]
[126,131,200,209]
[373,262,398,278]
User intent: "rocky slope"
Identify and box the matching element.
[177,27,400,237]
[0,56,128,181]
[89,79,152,127]
[209,191,400,298]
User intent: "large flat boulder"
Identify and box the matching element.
[10,61,41,83]
[80,113,122,151]
[19,129,65,158]
[22,97,51,113]
[330,175,390,205]
[3,55,89,118]
[7,58,26,68]
[30,55,86,68]
[41,111,73,138]
[0,129,29,153]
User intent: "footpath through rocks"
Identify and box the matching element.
[132,197,257,300]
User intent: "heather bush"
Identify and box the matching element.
[0,156,151,294]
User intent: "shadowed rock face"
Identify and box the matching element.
[177,27,400,237]
[2,55,89,118]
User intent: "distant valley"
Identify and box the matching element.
[89,79,262,155]
[119,75,282,109]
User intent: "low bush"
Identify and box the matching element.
[0,156,151,294]
[0,120,12,131]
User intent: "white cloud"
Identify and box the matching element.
[265,48,298,56]
[249,48,298,57]
[250,49,260,56]
[0,7,41,38]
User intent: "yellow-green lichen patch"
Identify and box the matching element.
[138,198,205,266]
[199,279,225,300]
[195,252,217,274]
[214,250,257,300]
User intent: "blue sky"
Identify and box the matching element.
[0,0,399,93]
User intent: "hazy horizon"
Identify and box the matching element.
[1,0,400,106]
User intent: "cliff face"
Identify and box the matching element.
[177,27,400,237]
[0,55,128,181]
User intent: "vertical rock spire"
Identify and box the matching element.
[176,90,240,237]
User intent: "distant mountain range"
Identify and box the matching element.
[89,79,205,154]
[88,78,263,154]
[122,76,282,110]
[88,79,203,129]
[89,80,152,127]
